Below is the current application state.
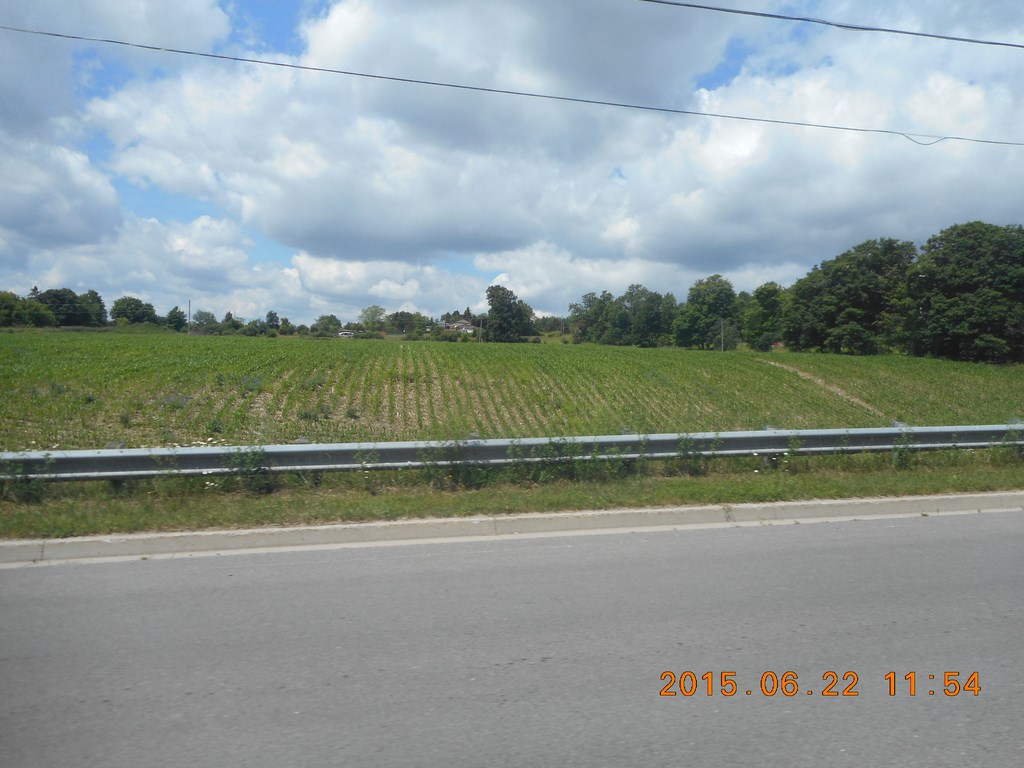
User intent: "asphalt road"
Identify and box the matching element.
[2,511,1022,767]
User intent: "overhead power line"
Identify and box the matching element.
[1,23,1022,147]
[637,0,1024,50]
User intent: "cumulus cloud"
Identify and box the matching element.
[291,251,489,319]
[0,137,121,259]
[1,0,1022,324]
[4,214,303,321]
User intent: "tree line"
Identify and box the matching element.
[0,288,183,330]
[567,221,1024,364]
[0,284,539,343]
[4,221,1020,362]
[0,287,486,340]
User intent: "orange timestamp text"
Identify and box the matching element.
[659,671,981,698]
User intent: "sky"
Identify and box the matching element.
[1,0,1022,326]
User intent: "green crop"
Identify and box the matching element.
[1,330,1021,452]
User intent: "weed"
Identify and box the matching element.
[228,447,277,494]
[672,436,708,476]
[892,431,915,470]
[166,395,190,411]
[421,440,496,490]
[1,458,49,503]
[355,449,382,494]
[300,375,326,391]
[299,403,332,423]
[238,376,262,396]
[989,429,1024,466]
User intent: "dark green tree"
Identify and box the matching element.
[534,315,567,334]
[191,309,219,334]
[895,222,1024,362]
[312,314,342,336]
[0,291,21,326]
[80,290,107,326]
[485,285,535,342]
[241,318,267,336]
[386,311,425,334]
[166,305,188,332]
[617,284,676,347]
[221,311,243,333]
[782,239,915,354]
[111,295,158,324]
[265,310,280,330]
[568,290,615,344]
[743,282,785,351]
[674,274,737,349]
[37,288,93,326]
[0,291,57,327]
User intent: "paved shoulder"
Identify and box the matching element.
[2,491,1022,566]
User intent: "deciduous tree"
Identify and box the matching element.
[782,239,915,354]
[743,282,785,351]
[312,314,342,336]
[895,222,1024,362]
[674,274,737,349]
[0,291,57,327]
[37,288,93,326]
[80,289,107,326]
[166,306,187,332]
[111,295,158,325]
[191,309,218,334]
[359,304,386,332]
[485,285,535,342]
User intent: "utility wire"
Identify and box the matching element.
[1,23,1021,147]
[637,0,1024,50]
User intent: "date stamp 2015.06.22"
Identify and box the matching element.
[659,671,981,698]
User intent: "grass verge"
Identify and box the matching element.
[2,448,1021,539]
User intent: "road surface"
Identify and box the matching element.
[2,510,1022,766]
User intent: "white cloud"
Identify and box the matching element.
[907,74,989,136]
[0,137,121,259]
[2,0,1022,325]
[290,251,489,320]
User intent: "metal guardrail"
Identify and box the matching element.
[1,425,1021,482]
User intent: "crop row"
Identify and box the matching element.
[1,331,1021,451]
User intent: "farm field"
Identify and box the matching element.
[2,330,1022,452]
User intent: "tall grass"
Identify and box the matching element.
[3,447,1022,538]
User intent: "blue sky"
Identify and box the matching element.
[696,37,757,90]
[1,0,1022,325]
[232,0,308,54]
